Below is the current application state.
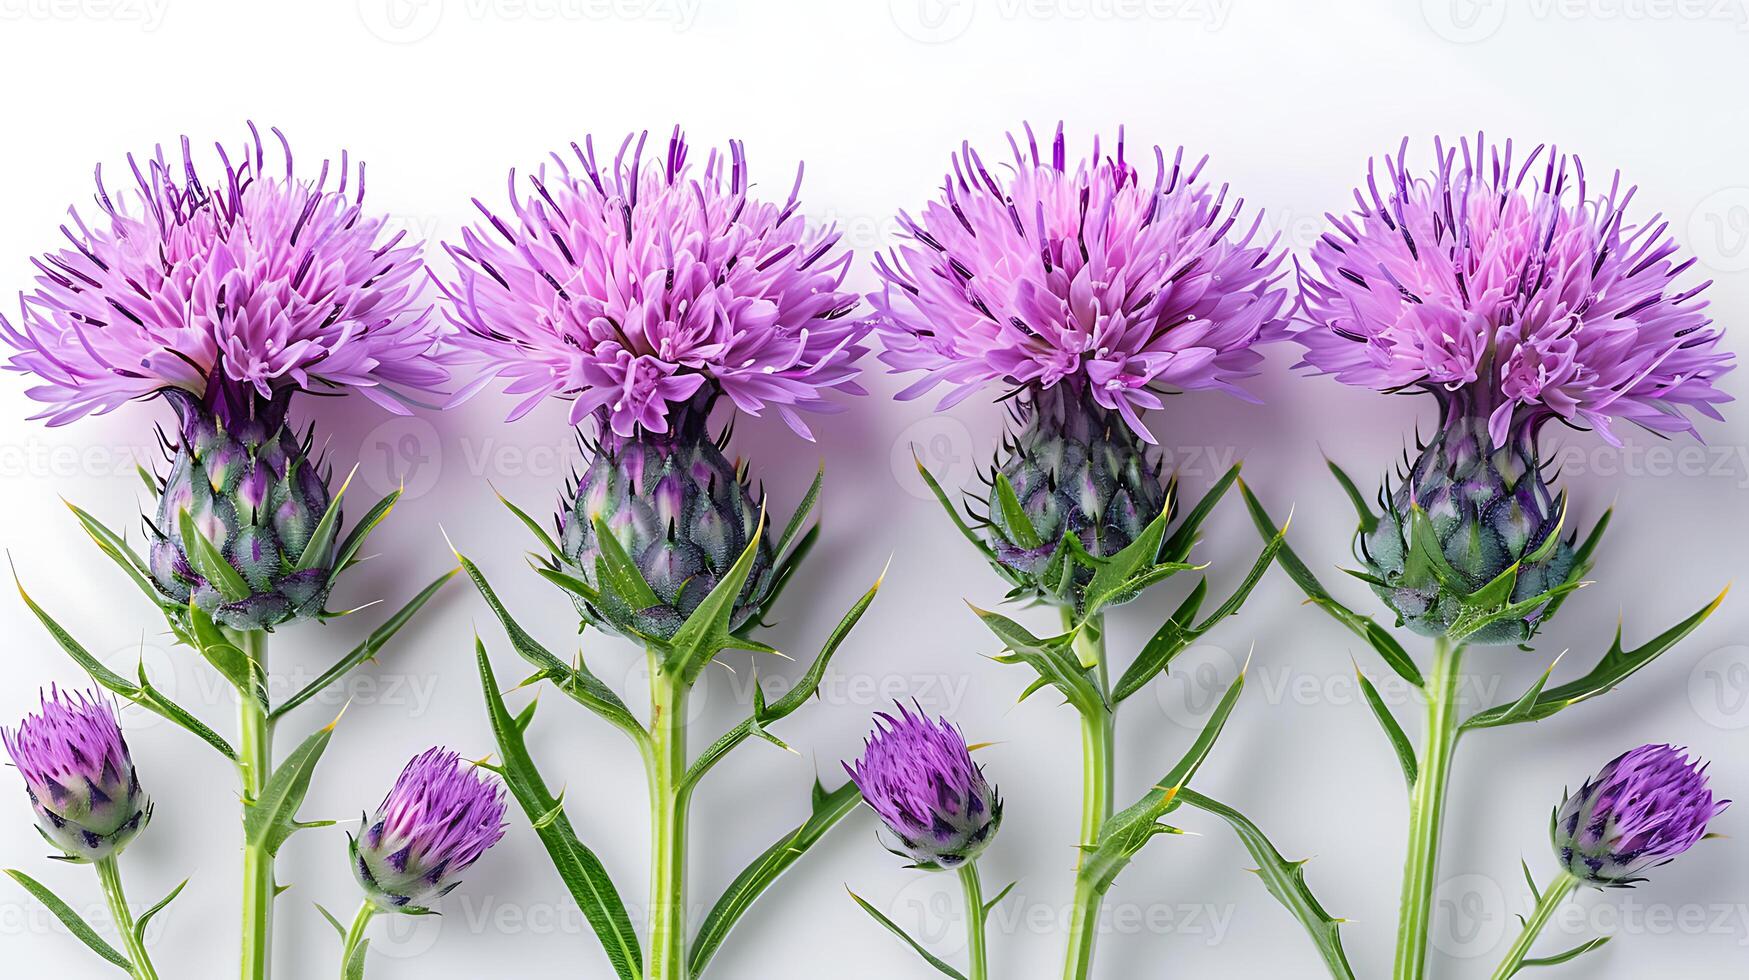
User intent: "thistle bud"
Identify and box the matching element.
[1553,744,1728,887]
[147,387,338,630]
[560,389,774,639]
[3,689,150,863]
[986,382,1168,605]
[351,748,507,912]
[1359,404,1575,644]
[845,704,1001,870]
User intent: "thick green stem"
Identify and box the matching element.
[338,901,378,978]
[1393,637,1466,980]
[646,651,691,980]
[236,630,275,980]
[1490,872,1577,980]
[959,862,989,980]
[1062,611,1112,980]
[95,856,158,980]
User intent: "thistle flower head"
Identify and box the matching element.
[1554,744,1728,887]
[440,127,873,439]
[874,122,1291,442]
[1297,135,1732,447]
[2,688,150,862]
[845,704,1001,870]
[352,748,507,912]
[2,124,449,426]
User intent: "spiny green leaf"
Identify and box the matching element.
[458,553,644,746]
[1355,666,1417,789]
[685,575,880,790]
[847,889,970,980]
[1463,587,1727,730]
[245,718,337,857]
[185,600,255,692]
[178,508,251,601]
[1113,525,1283,702]
[689,780,862,977]
[1516,936,1610,972]
[1239,480,1424,688]
[496,489,562,558]
[1085,668,1246,892]
[296,465,354,572]
[1326,458,1378,536]
[332,488,401,573]
[4,869,131,971]
[1160,464,1241,563]
[590,514,663,611]
[664,509,769,683]
[134,877,188,948]
[476,641,641,980]
[271,569,455,721]
[66,502,179,612]
[912,452,1001,567]
[973,606,1102,717]
[14,575,236,759]
[992,472,1042,550]
[1176,790,1356,980]
[775,465,824,560]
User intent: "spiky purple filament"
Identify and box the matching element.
[1297,134,1732,446]
[873,122,1290,441]
[1,123,449,426]
[440,127,872,439]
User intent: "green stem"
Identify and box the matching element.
[1490,872,1577,980]
[1392,637,1466,980]
[236,629,275,980]
[95,856,158,980]
[959,862,989,980]
[338,901,378,978]
[646,650,691,980]
[1062,611,1112,980]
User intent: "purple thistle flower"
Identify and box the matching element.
[438,127,873,440]
[3,688,150,862]
[873,122,1291,442]
[1296,134,1732,448]
[845,704,1001,870]
[1,123,450,426]
[1554,744,1728,887]
[351,748,507,912]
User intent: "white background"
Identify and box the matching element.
[0,0,1746,977]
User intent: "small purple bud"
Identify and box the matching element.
[845,704,1001,870]
[3,689,151,862]
[1554,744,1729,887]
[351,748,507,912]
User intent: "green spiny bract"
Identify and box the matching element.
[559,391,775,641]
[1358,411,1576,645]
[981,382,1168,608]
[146,388,337,631]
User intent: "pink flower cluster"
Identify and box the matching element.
[1297,135,1732,446]
[873,124,1291,440]
[439,128,872,439]
[2,125,448,425]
